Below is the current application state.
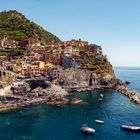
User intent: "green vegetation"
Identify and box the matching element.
[79,49,111,74]
[0,51,8,56]
[0,10,61,44]
[94,55,108,65]
[0,48,25,56]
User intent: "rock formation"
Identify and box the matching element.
[58,67,115,91]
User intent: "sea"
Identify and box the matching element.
[0,67,140,140]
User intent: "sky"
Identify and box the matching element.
[0,0,140,67]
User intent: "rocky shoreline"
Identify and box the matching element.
[0,84,69,113]
[0,96,68,113]
[0,82,115,113]
[114,80,140,104]
[63,85,114,92]
[0,78,140,113]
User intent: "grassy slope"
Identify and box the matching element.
[0,10,61,44]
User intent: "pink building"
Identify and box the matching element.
[27,64,39,77]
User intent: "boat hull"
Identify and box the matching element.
[95,120,104,124]
[121,125,140,133]
[80,127,95,135]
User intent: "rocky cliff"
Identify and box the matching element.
[58,51,115,89]
[58,66,115,90]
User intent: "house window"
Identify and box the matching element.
[3,72,6,76]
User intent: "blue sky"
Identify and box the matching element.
[1,0,140,67]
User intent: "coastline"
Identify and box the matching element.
[114,80,140,104]
[0,84,69,113]
[115,85,140,104]
[0,96,68,113]
[63,85,114,92]
[0,83,113,113]
[0,80,140,113]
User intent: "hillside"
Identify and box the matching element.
[0,10,61,44]
[0,10,115,87]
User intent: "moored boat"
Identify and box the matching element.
[100,94,103,98]
[121,125,140,133]
[95,119,104,124]
[80,126,95,134]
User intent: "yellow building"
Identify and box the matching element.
[45,62,54,69]
[21,62,29,76]
[32,61,45,75]
[38,61,45,69]
[72,46,79,56]
[23,61,45,77]
[13,64,22,74]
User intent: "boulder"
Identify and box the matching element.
[71,98,83,104]
[125,81,131,85]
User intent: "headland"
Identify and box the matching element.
[0,10,139,113]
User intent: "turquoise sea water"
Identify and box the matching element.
[0,67,140,140]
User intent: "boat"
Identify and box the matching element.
[80,126,95,134]
[98,98,103,101]
[121,125,140,133]
[100,94,103,98]
[95,119,104,124]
